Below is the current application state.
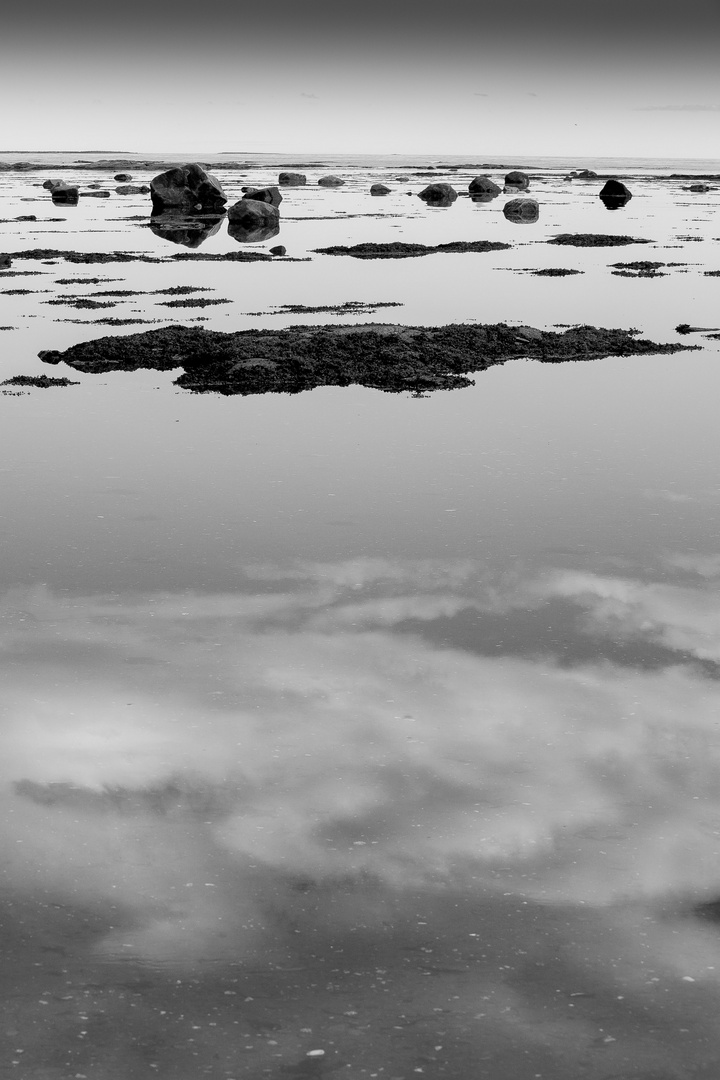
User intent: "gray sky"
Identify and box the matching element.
[2,0,719,154]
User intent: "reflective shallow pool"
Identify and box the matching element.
[2,154,720,1078]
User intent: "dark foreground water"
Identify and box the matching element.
[2,155,720,1079]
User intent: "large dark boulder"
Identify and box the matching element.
[469,176,501,196]
[599,179,632,210]
[150,163,227,213]
[51,186,79,205]
[417,183,458,207]
[278,172,306,186]
[600,179,632,199]
[149,211,226,248]
[504,170,529,190]
[227,199,280,243]
[318,175,345,187]
[242,186,282,208]
[503,198,539,223]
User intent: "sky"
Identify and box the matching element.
[2,0,720,156]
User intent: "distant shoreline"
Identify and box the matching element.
[2,151,720,171]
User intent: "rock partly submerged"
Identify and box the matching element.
[504,170,530,191]
[227,199,280,243]
[242,186,282,207]
[278,172,306,186]
[150,164,227,213]
[468,176,501,197]
[39,322,694,396]
[503,198,540,223]
[50,185,79,205]
[599,179,633,210]
[417,183,458,206]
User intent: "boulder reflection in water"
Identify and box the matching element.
[149,211,226,248]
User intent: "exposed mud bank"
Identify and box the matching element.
[39,322,694,395]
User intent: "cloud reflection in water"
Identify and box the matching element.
[3,558,720,976]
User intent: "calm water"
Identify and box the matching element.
[2,156,720,1079]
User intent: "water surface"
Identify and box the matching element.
[2,155,720,1079]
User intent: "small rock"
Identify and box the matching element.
[242,186,282,207]
[278,172,306,186]
[51,186,79,205]
[370,183,391,195]
[116,184,150,195]
[468,175,501,196]
[417,183,458,206]
[227,199,280,243]
[318,175,345,186]
[269,245,287,256]
[504,170,529,190]
[503,198,539,223]
[599,179,632,200]
[114,173,133,181]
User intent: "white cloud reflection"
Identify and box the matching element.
[4,558,720,965]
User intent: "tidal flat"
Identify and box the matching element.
[2,152,720,1080]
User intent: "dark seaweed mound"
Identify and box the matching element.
[314,241,511,258]
[39,322,694,396]
[548,234,653,246]
[1,374,79,387]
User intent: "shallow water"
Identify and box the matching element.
[2,157,720,1078]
